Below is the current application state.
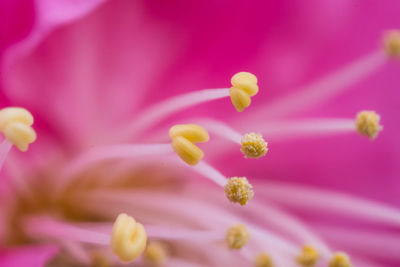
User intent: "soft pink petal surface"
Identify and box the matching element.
[0,245,58,267]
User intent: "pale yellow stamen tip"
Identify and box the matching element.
[0,107,37,151]
[143,241,168,266]
[229,72,259,112]
[110,213,147,262]
[224,177,254,205]
[226,223,250,249]
[328,252,352,267]
[254,253,273,267]
[383,30,400,57]
[296,245,319,267]
[355,110,382,139]
[241,133,268,158]
[170,124,209,166]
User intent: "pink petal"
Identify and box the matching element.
[0,245,59,267]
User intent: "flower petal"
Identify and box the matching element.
[0,245,59,267]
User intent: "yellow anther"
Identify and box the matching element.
[229,72,259,112]
[110,213,147,262]
[169,124,209,166]
[254,253,273,267]
[224,177,254,205]
[143,241,168,266]
[241,133,268,158]
[226,224,250,249]
[0,107,36,151]
[383,30,400,57]
[355,111,382,139]
[296,245,319,267]
[328,252,352,267]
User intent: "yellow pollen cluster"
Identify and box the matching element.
[328,252,352,267]
[170,124,209,166]
[226,224,250,249]
[110,213,147,262]
[296,245,319,267]
[355,111,382,139]
[241,133,268,158]
[254,253,273,267]
[224,177,254,205]
[143,241,168,266]
[0,107,37,151]
[383,30,400,57]
[229,72,259,112]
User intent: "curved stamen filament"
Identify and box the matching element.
[58,144,173,191]
[239,50,386,125]
[191,161,227,187]
[0,139,12,172]
[25,216,110,245]
[254,119,355,140]
[79,190,303,258]
[197,119,242,144]
[120,88,229,139]
[258,182,400,225]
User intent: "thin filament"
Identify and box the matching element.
[254,118,355,140]
[25,215,110,245]
[258,182,400,225]
[239,50,386,126]
[120,88,229,140]
[0,140,12,172]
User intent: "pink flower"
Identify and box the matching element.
[0,0,400,266]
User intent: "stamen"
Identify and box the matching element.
[122,88,229,139]
[170,124,209,166]
[27,217,110,244]
[254,253,273,267]
[355,111,382,139]
[258,182,400,225]
[296,245,319,267]
[143,241,168,266]
[383,30,400,57]
[110,213,147,262]
[62,143,173,180]
[328,252,352,267]
[0,107,36,151]
[224,177,254,205]
[225,224,250,249]
[191,161,254,205]
[229,72,259,112]
[240,133,268,158]
[250,119,356,141]
[0,139,13,171]
[239,50,386,123]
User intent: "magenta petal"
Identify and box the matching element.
[0,245,59,267]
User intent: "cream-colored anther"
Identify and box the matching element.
[229,72,259,112]
[383,30,400,57]
[355,111,382,139]
[328,252,352,267]
[224,177,254,205]
[296,245,319,267]
[0,107,36,151]
[254,253,273,267]
[143,241,168,266]
[110,213,147,262]
[169,124,209,166]
[226,224,250,249]
[241,133,268,158]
